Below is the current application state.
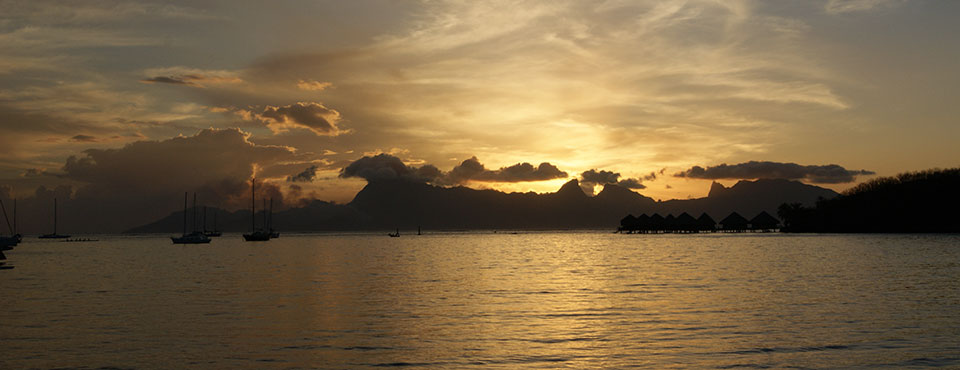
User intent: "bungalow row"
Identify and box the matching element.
[617,211,780,233]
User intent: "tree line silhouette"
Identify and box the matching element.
[778,168,960,233]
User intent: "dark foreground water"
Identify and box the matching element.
[1,232,959,369]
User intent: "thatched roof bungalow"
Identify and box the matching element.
[649,213,665,232]
[697,213,716,232]
[620,214,638,232]
[720,212,749,232]
[675,212,697,232]
[664,214,677,231]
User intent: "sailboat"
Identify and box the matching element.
[242,179,270,242]
[388,228,400,237]
[39,198,70,239]
[203,206,222,237]
[171,192,211,244]
[0,199,17,250]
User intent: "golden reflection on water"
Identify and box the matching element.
[1,233,959,368]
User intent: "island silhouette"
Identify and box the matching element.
[126,177,835,233]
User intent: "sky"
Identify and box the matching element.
[1,0,958,231]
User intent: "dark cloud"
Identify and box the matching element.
[71,134,98,142]
[579,168,646,194]
[436,157,567,185]
[339,153,426,183]
[674,161,875,184]
[287,165,319,182]
[140,76,195,85]
[139,73,240,87]
[616,178,646,189]
[259,102,344,136]
[340,154,568,185]
[581,169,620,185]
[1,128,301,233]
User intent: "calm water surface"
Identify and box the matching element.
[1,232,959,369]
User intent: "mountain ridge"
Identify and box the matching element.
[125,178,837,233]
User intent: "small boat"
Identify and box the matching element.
[0,199,19,248]
[242,179,271,242]
[171,192,211,244]
[39,198,70,239]
[388,228,400,237]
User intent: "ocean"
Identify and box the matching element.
[2,232,958,368]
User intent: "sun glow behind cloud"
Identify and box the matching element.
[2,0,959,210]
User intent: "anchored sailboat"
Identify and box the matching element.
[171,192,211,244]
[39,198,70,239]
[243,179,270,242]
[0,199,17,250]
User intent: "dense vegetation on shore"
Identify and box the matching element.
[778,168,960,233]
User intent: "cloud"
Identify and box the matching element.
[340,154,568,185]
[339,153,427,182]
[71,134,98,142]
[440,157,568,185]
[140,67,243,87]
[674,161,875,184]
[297,80,333,91]
[258,102,345,136]
[825,0,902,14]
[578,168,646,194]
[0,128,301,233]
[287,165,319,182]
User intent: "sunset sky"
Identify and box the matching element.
[2,0,958,230]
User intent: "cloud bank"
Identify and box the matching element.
[579,169,646,195]
[258,102,345,136]
[674,161,875,184]
[339,154,567,185]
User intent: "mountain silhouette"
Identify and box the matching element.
[126,178,836,233]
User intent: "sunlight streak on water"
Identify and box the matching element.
[1,233,959,368]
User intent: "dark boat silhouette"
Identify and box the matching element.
[39,198,70,239]
[0,249,11,269]
[0,198,18,249]
[243,179,271,242]
[203,206,222,237]
[388,228,400,237]
[172,192,211,244]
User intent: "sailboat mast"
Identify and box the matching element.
[53,198,57,234]
[13,198,17,235]
[182,192,188,236]
[192,193,198,233]
[0,199,12,235]
[268,198,273,230]
[262,198,267,230]
[251,179,256,232]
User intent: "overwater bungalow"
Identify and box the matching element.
[635,214,650,233]
[675,212,698,233]
[664,214,677,232]
[619,214,638,233]
[719,212,749,232]
[696,213,716,232]
[749,211,780,231]
[648,213,665,233]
